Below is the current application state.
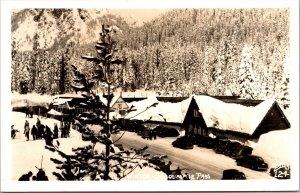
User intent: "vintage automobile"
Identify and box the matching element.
[153,126,180,138]
[222,169,246,180]
[236,155,268,171]
[172,136,193,149]
[223,141,244,158]
[195,135,216,149]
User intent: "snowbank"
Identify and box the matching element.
[194,95,275,135]
[252,129,291,168]
[11,92,52,108]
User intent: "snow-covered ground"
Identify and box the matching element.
[10,112,166,181]
[252,129,291,168]
[114,131,274,180]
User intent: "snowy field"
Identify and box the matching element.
[10,112,166,181]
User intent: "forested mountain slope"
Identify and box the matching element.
[11,8,290,109]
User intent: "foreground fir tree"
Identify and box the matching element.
[46,24,161,180]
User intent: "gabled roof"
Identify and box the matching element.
[98,94,128,108]
[192,95,284,135]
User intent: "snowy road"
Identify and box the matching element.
[113,131,275,180]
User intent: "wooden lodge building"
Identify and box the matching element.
[182,96,290,142]
[49,93,129,119]
[124,95,290,142]
[50,93,290,142]
[49,94,105,117]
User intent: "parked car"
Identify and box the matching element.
[236,155,268,171]
[214,138,230,154]
[195,135,216,149]
[224,141,244,158]
[172,136,193,149]
[222,169,246,180]
[240,145,253,156]
[153,126,180,138]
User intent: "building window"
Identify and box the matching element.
[118,104,122,109]
[119,110,126,116]
[194,109,200,117]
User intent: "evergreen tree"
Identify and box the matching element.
[47,24,157,181]
[30,32,40,92]
[239,45,260,99]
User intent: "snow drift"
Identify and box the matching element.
[252,129,291,168]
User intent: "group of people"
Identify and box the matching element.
[148,130,157,140]
[18,118,71,146]
[18,169,48,181]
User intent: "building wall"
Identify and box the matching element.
[182,98,208,136]
[252,103,290,138]
[111,97,129,116]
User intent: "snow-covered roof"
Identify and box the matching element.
[193,95,275,135]
[98,94,127,108]
[51,98,72,106]
[47,109,66,116]
[125,96,191,124]
[52,93,84,99]
[11,92,52,108]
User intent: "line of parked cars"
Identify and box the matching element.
[171,134,269,180]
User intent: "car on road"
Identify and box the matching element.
[153,126,180,138]
[222,169,246,180]
[224,141,244,158]
[172,136,193,149]
[196,135,216,149]
[236,155,268,171]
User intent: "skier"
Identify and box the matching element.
[31,125,38,140]
[18,171,33,181]
[24,120,30,141]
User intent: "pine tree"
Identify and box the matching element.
[239,45,260,99]
[30,32,40,92]
[47,24,157,181]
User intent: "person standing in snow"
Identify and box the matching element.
[53,123,58,139]
[45,125,53,146]
[24,120,30,141]
[36,117,41,127]
[31,125,38,140]
[60,121,65,138]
